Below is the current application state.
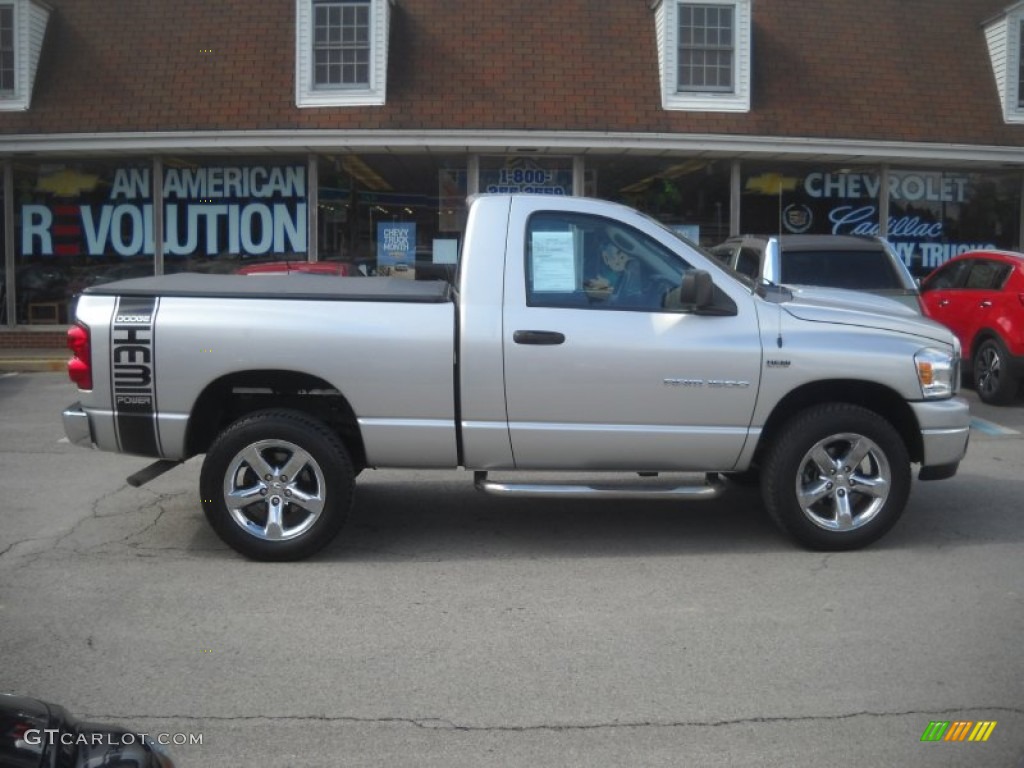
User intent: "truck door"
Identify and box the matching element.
[501,203,763,471]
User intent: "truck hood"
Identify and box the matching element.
[780,286,954,346]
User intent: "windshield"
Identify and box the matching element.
[780,248,906,289]
[652,217,760,291]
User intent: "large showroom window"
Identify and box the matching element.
[739,161,1022,276]
[316,153,466,279]
[158,157,308,274]
[887,169,1021,274]
[13,159,152,325]
[556,154,732,246]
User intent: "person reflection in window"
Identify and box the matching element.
[584,240,632,299]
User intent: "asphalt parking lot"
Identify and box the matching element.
[1,372,1023,767]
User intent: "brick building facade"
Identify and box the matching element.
[1,0,1023,344]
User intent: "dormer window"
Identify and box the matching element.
[0,0,51,112]
[1,7,15,92]
[313,0,370,88]
[296,0,390,107]
[654,0,751,112]
[1018,19,1024,107]
[679,4,734,92]
[983,2,1024,124]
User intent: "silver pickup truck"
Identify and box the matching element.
[63,194,970,560]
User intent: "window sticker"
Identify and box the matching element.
[530,231,577,292]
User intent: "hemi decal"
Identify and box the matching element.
[110,296,160,456]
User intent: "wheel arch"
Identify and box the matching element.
[185,369,367,470]
[967,327,1006,364]
[753,380,923,466]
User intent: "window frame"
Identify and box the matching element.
[655,0,751,112]
[0,4,14,94]
[0,0,49,112]
[1018,18,1024,108]
[677,4,735,93]
[312,0,371,90]
[295,0,389,108]
[984,5,1024,124]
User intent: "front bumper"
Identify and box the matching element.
[910,396,970,478]
[63,401,96,448]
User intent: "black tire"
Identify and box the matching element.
[722,467,761,487]
[973,338,1019,405]
[200,409,354,561]
[761,403,910,551]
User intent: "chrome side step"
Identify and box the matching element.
[473,471,725,500]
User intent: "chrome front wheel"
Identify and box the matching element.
[793,432,891,532]
[762,403,910,550]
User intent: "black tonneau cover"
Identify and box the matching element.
[83,273,452,303]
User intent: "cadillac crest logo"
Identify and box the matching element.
[783,203,813,233]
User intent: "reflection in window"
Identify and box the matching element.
[964,260,1010,290]
[14,161,153,325]
[922,260,969,291]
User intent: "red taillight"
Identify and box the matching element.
[67,323,92,390]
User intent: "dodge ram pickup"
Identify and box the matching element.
[62,194,970,560]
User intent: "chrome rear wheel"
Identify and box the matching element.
[201,410,354,561]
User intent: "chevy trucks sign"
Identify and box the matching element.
[21,165,307,258]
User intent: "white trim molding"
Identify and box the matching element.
[984,1,1024,124]
[295,0,390,108]
[2,129,1023,169]
[0,0,50,112]
[653,0,752,113]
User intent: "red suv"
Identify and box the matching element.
[919,249,1024,404]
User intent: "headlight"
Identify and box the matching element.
[915,347,958,398]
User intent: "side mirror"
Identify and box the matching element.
[679,269,714,308]
[663,269,737,315]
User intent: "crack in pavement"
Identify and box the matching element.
[0,485,131,561]
[1,486,190,562]
[77,705,1024,733]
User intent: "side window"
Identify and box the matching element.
[735,247,760,279]
[964,260,1011,290]
[525,212,692,311]
[708,244,734,266]
[921,260,969,292]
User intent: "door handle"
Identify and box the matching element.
[513,330,565,345]
[979,300,992,308]
[938,299,949,307]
